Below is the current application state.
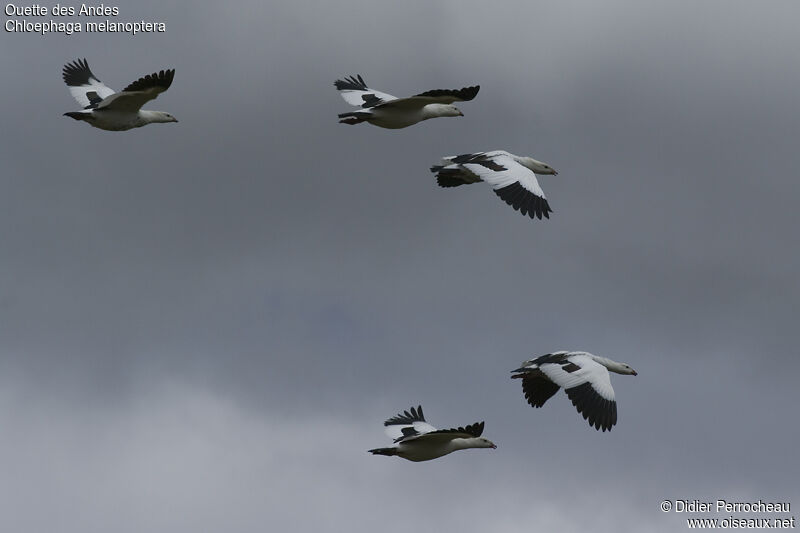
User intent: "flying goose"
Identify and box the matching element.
[511,351,637,431]
[431,150,557,219]
[62,58,177,131]
[369,405,496,461]
[335,74,479,129]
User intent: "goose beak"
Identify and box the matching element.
[632,370,638,376]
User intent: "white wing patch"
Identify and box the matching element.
[512,352,625,431]
[385,420,438,442]
[381,406,437,442]
[539,354,615,402]
[334,75,398,108]
[462,152,547,199]
[62,58,115,109]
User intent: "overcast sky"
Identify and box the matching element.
[1,1,799,532]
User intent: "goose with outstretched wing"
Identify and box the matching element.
[431,150,558,220]
[511,351,637,431]
[369,405,496,462]
[62,58,177,131]
[335,74,479,129]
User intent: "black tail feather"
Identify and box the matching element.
[338,111,370,125]
[368,447,398,457]
[63,111,89,121]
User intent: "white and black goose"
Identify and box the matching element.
[430,150,558,220]
[334,75,479,129]
[368,405,496,462]
[511,351,637,431]
[62,58,177,131]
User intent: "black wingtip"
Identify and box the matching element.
[459,421,485,437]
[62,58,96,86]
[493,182,553,220]
[383,405,425,426]
[122,68,175,93]
[521,374,561,408]
[334,74,368,91]
[459,85,480,101]
[415,85,480,101]
[566,382,617,432]
[435,174,469,188]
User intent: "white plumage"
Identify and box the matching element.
[62,58,177,131]
[430,150,558,220]
[511,351,637,431]
[368,406,496,462]
[334,75,479,129]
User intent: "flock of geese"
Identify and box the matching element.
[61,60,638,462]
[372,352,637,462]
